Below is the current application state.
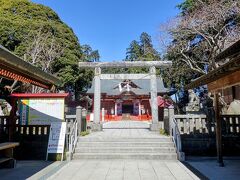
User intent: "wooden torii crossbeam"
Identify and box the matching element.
[79,61,172,131]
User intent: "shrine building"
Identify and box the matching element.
[86,78,169,121]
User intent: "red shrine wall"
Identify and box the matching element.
[141,99,152,115]
[87,97,165,122]
[100,98,152,116]
[101,100,115,115]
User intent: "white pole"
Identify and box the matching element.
[102,108,105,122]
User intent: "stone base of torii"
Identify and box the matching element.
[79,61,172,131]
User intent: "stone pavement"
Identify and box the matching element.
[186,157,240,180]
[48,160,199,180]
[87,128,161,138]
[49,121,199,179]
[88,128,161,139]
[102,120,151,129]
[92,120,159,138]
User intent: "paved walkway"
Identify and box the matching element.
[49,160,199,180]
[94,120,158,138]
[49,121,199,180]
[102,120,150,129]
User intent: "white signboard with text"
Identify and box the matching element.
[19,98,64,125]
[47,122,66,160]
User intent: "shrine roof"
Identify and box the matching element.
[215,39,240,61]
[0,45,61,89]
[185,39,240,90]
[87,78,169,95]
[10,93,69,98]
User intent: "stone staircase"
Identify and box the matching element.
[73,136,177,160]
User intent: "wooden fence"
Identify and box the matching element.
[222,115,240,136]
[0,116,8,142]
[0,116,51,159]
[13,125,50,160]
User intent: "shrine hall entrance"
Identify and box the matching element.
[122,104,133,114]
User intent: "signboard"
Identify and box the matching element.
[133,100,140,115]
[116,102,122,115]
[46,122,66,161]
[19,98,64,125]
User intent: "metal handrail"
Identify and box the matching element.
[67,120,78,160]
[172,118,182,152]
[171,117,185,161]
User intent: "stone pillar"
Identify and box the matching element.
[149,66,159,131]
[168,107,174,136]
[93,67,102,131]
[76,106,82,133]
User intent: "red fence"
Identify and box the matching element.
[86,114,152,121]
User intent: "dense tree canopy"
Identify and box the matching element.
[0,0,99,97]
[125,32,161,73]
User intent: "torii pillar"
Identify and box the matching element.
[93,67,102,131]
[149,66,160,131]
[79,61,172,131]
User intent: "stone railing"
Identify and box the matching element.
[174,114,240,136]
[174,114,213,134]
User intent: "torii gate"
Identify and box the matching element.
[79,61,172,131]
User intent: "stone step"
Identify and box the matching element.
[75,147,176,153]
[78,137,172,142]
[73,152,177,160]
[76,142,175,147]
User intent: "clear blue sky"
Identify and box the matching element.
[32,0,183,61]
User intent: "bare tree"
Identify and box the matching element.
[41,38,64,72]
[159,0,240,75]
[24,29,64,93]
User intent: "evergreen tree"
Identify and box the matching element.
[0,0,98,96]
[124,32,161,73]
[126,32,161,61]
[126,40,141,61]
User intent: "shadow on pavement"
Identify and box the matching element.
[185,157,240,180]
[0,161,53,180]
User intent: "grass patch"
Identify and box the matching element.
[159,128,168,136]
[80,131,90,136]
